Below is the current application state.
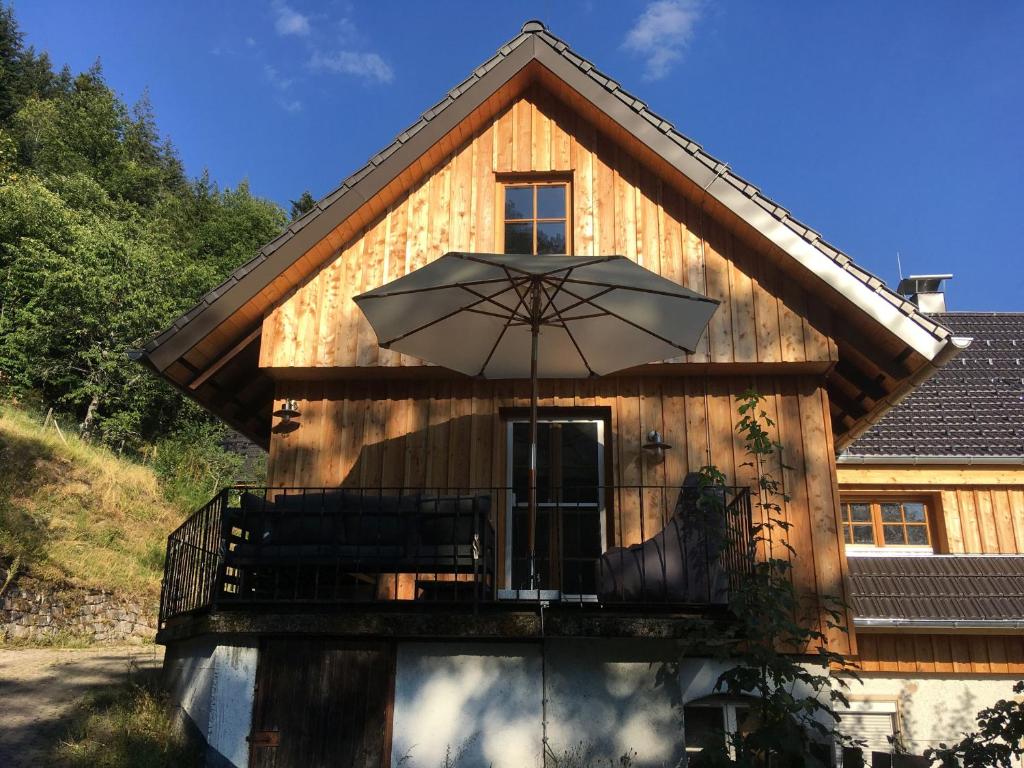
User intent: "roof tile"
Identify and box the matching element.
[848,555,1024,621]
[847,313,1024,457]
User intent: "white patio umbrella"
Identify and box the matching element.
[354,252,718,587]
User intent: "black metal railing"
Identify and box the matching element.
[159,489,226,624]
[158,483,752,627]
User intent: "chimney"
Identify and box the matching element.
[896,274,953,313]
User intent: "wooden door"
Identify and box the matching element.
[249,639,394,768]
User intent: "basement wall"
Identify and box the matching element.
[163,636,258,768]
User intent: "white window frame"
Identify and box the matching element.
[683,698,754,759]
[501,417,605,601]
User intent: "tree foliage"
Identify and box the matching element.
[0,2,286,454]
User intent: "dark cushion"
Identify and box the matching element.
[239,492,348,544]
[418,496,490,545]
[341,493,419,544]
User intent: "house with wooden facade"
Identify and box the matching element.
[136,21,1020,767]
[835,284,1024,756]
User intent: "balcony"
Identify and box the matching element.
[158,483,752,629]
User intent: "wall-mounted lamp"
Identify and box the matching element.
[642,429,671,463]
[273,398,301,424]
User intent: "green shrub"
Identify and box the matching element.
[152,420,243,510]
[55,665,201,768]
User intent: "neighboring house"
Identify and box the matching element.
[836,283,1024,755]
[135,22,1019,768]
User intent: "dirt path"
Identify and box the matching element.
[0,645,164,767]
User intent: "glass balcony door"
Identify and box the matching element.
[505,418,605,597]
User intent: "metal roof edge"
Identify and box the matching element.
[854,617,1024,631]
[839,454,1024,465]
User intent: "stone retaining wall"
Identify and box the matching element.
[1,569,156,644]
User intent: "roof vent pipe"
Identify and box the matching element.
[896,274,953,314]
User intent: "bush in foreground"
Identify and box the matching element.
[54,664,200,768]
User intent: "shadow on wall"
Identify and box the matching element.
[544,639,686,767]
[897,680,977,754]
[390,643,544,768]
[390,641,708,768]
[270,400,693,496]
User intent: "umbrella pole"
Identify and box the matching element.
[528,281,541,590]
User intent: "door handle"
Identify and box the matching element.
[247,730,281,748]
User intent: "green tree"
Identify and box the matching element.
[289,189,316,220]
[0,1,286,453]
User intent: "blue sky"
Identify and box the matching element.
[14,1,1024,310]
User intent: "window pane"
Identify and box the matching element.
[850,503,871,522]
[883,525,906,545]
[852,525,875,544]
[904,503,926,523]
[504,223,533,254]
[505,187,533,219]
[906,526,929,545]
[684,706,726,751]
[537,221,566,254]
[880,503,902,522]
[559,422,600,503]
[537,185,566,219]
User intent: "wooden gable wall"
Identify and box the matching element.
[259,84,837,370]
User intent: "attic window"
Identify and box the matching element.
[840,499,933,550]
[501,181,569,255]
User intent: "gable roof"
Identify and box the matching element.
[136,20,967,448]
[843,313,1024,461]
[847,555,1024,629]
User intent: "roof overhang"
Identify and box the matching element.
[136,21,965,447]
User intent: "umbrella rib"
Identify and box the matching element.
[535,266,578,321]
[558,276,720,303]
[475,278,533,377]
[355,276,513,300]
[377,279,529,347]
[553,283,698,354]
[537,281,596,377]
[538,283,615,323]
[457,282,532,323]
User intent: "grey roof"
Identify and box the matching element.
[139,19,952,375]
[847,555,1024,624]
[845,313,1024,458]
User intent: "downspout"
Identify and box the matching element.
[834,335,973,452]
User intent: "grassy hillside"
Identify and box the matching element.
[0,407,187,600]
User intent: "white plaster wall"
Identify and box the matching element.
[839,674,1022,757]
[163,638,258,768]
[545,639,687,767]
[391,642,544,768]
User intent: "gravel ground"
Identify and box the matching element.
[0,645,164,768]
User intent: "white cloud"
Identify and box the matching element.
[273,1,310,36]
[264,63,293,91]
[245,36,257,47]
[622,0,703,80]
[264,63,303,113]
[309,49,394,84]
